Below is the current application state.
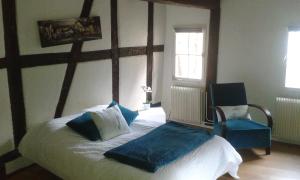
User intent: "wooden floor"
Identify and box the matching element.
[7,142,300,180]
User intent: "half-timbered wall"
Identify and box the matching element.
[0,0,165,173]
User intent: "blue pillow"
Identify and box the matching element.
[108,101,139,125]
[66,112,100,141]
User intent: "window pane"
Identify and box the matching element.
[189,33,204,55]
[176,33,189,54]
[188,55,202,79]
[175,55,189,78]
[285,31,300,88]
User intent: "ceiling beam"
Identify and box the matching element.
[142,0,219,9]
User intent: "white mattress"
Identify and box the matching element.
[19,108,242,180]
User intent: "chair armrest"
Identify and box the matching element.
[248,104,273,128]
[210,106,227,137]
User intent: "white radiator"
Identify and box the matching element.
[273,97,300,145]
[170,86,206,125]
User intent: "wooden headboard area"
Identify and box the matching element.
[0,0,220,176]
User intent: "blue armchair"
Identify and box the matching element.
[209,83,273,155]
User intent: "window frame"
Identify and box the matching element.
[172,26,208,87]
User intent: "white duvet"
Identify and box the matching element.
[19,108,242,180]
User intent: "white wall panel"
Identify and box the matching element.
[120,56,147,110]
[152,52,164,103]
[64,60,112,116]
[22,64,66,129]
[118,0,148,47]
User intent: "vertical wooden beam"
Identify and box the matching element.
[146,2,154,102]
[54,0,94,118]
[2,0,27,146]
[206,1,220,121]
[111,0,120,102]
[206,6,220,85]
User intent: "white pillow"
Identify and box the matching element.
[89,105,130,141]
[216,105,251,122]
[83,105,108,112]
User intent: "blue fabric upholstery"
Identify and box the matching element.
[108,101,139,125]
[66,112,100,141]
[104,122,212,172]
[214,119,271,149]
[209,83,271,150]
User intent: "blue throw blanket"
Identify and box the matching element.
[104,122,212,172]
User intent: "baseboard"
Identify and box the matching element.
[272,139,300,148]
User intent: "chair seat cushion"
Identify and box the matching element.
[226,119,268,131]
[215,119,271,149]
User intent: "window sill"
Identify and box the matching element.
[172,78,205,88]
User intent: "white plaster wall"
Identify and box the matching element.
[22,65,66,129]
[161,5,210,114]
[218,0,300,122]
[63,60,112,116]
[154,4,166,45]
[120,56,147,110]
[118,0,148,47]
[152,52,164,103]
[152,4,166,103]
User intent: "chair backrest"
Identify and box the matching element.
[209,83,248,122]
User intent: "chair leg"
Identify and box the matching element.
[0,162,6,180]
[265,147,271,155]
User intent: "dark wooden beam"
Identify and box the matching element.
[54,0,94,118]
[146,2,154,102]
[0,150,20,163]
[153,44,164,52]
[206,6,220,86]
[206,1,221,121]
[2,0,27,146]
[0,150,20,179]
[119,46,146,57]
[17,46,164,69]
[142,0,219,9]
[0,58,6,69]
[111,0,120,102]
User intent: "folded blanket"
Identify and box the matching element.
[104,122,212,172]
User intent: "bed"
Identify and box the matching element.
[18,107,242,180]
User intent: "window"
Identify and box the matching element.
[174,29,205,81]
[285,29,300,89]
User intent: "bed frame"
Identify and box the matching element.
[0,0,221,178]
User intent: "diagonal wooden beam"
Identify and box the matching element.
[146,2,154,102]
[141,0,219,9]
[111,0,119,102]
[2,0,27,146]
[54,0,94,118]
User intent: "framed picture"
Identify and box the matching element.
[38,16,102,47]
